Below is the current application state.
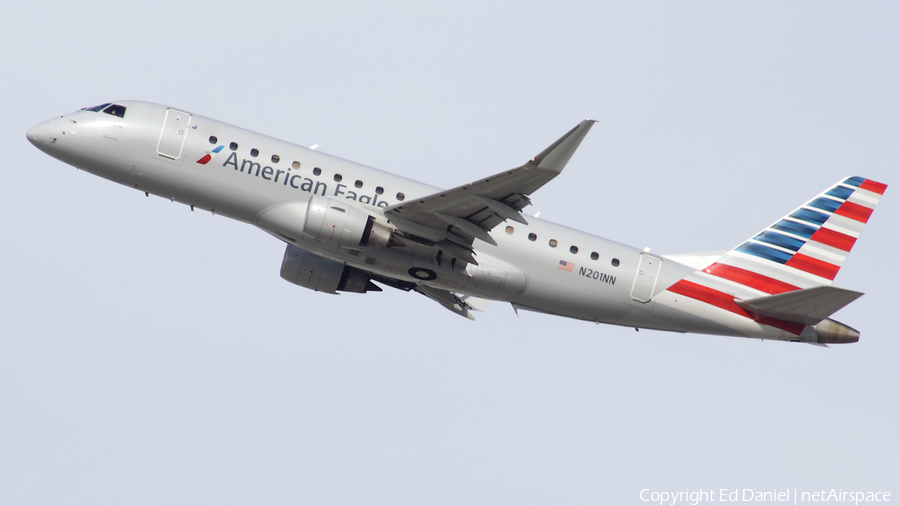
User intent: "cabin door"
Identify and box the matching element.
[156,109,192,159]
[631,253,661,303]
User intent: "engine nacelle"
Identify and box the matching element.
[258,195,391,249]
[280,244,380,294]
[304,195,385,248]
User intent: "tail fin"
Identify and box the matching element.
[663,176,885,339]
[702,176,886,294]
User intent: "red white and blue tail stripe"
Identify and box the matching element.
[665,176,886,336]
[710,176,885,291]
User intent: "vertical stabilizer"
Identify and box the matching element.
[664,177,886,339]
[697,176,886,295]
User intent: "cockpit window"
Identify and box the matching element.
[103,104,126,118]
[81,103,111,112]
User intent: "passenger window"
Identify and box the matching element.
[313,167,322,176]
[334,174,342,182]
[590,252,599,260]
[292,161,301,169]
[209,136,217,144]
[375,186,384,195]
[396,192,405,201]
[528,233,537,241]
[505,226,514,234]
[102,104,126,118]
[229,142,238,150]
[250,148,259,157]
[271,155,280,163]
[549,239,558,248]
[611,258,620,267]
[355,180,363,188]
[570,246,578,254]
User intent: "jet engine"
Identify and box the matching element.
[258,195,392,249]
[280,244,381,294]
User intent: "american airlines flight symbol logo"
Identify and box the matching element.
[196,145,224,165]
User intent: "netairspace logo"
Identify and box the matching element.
[640,489,891,506]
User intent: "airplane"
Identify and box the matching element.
[26,101,887,345]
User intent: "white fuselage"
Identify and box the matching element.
[26,101,820,341]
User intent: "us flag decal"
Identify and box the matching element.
[558,260,574,272]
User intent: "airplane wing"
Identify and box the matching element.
[383,120,595,262]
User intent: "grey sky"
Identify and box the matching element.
[2,1,898,504]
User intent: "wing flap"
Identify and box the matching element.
[735,286,864,325]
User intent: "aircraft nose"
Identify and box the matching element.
[26,120,59,151]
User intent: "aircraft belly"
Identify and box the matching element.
[648,291,801,340]
[460,253,527,299]
[510,268,632,323]
[125,163,261,222]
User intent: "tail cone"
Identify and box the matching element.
[814,319,860,344]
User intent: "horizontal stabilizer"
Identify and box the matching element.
[736,286,864,325]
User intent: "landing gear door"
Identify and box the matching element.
[631,253,661,303]
[157,109,191,160]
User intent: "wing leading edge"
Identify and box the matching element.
[383,120,595,263]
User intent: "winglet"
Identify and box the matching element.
[531,119,596,173]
